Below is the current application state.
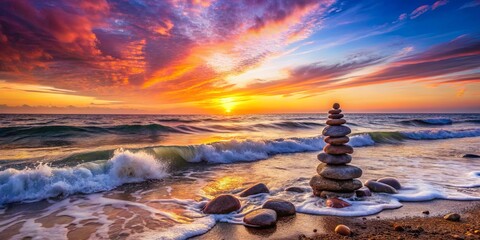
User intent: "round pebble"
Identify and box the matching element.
[444,213,461,222]
[335,224,351,236]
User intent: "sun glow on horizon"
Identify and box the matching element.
[219,97,237,113]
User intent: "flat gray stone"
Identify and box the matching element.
[203,194,241,214]
[240,183,269,197]
[317,163,362,180]
[322,125,351,137]
[355,187,372,197]
[262,199,296,216]
[314,190,355,198]
[243,209,277,227]
[326,119,347,126]
[324,136,349,145]
[328,114,344,119]
[328,109,342,114]
[317,153,352,165]
[285,187,305,193]
[324,144,354,155]
[377,177,401,190]
[364,179,398,194]
[310,175,362,192]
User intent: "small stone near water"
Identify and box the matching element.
[310,175,363,192]
[355,187,372,197]
[451,234,464,240]
[316,190,355,198]
[335,224,351,236]
[333,103,340,109]
[422,210,430,215]
[317,163,362,180]
[285,187,305,193]
[328,114,344,119]
[203,194,241,214]
[324,136,349,145]
[364,179,398,194]
[324,144,354,155]
[377,177,401,190]
[317,153,352,165]
[243,209,277,227]
[328,109,342,114]
[393,224,404,232]
[444,213,461,222]
[326,198,351,208]
[239,183,269,197]
[322,125,351,137]
[262,199,296,216]
[463,154,480,158]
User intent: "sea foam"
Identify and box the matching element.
[0,150,168,205]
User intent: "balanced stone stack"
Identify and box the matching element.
[310,103,363,198]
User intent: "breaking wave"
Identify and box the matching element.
[399,118,453,126]
[0,150,168,205]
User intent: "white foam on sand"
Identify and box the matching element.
[0,149,168,205]
[452,171,480,188]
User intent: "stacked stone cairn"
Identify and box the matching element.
[310,103,363,198]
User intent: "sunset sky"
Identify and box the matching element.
[0,0,479,114]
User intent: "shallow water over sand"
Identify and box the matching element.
[0,137,479,239]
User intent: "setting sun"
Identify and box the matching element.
[220,97,237,113]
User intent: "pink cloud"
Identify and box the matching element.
[398,13,407,21]
[432,0,448,10]
[410,5,430,19]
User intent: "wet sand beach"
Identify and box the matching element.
[196,200,480,240]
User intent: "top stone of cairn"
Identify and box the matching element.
[333,103,340,109]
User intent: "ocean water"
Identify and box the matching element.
[0,113,479,239]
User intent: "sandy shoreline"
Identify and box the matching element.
[193,200,480,239]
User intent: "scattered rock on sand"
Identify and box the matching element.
[335,224,351,236]
[239,183,269,197]
[422,210,430,215]
[364,179,398,194]
[203,194,241,214]
[355,187,372,197]
[326,198,351,208]
[317,153,352,165]
[444,213,461,222]
[463,154,480,158]
[393,224,404,231]
[262,199,296,216]
[285,187,305,193]
[243,209,277,227]
[451,234,464,240]
[377,177,402,190]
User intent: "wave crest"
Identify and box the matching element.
[0,150,168,205]
[399,118,453,126]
